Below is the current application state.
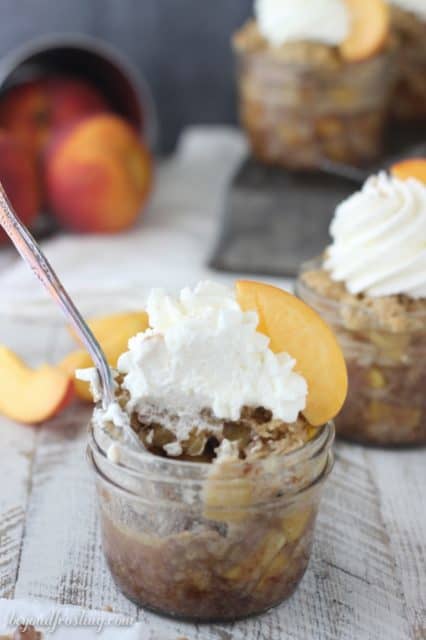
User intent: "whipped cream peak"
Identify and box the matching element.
[146,281,243,333]
[255,0,350,47]
[115,282,307,439]
[324,172,426,298]
[390,0,426,20]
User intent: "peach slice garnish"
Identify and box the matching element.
[236,281,348,426]
[390,158,426,184]
[0,346,74,424]
[61,311,149,401]
[340,0,390,62]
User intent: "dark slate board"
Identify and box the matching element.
[210,158,356,277]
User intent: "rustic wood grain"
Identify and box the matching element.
[366,450,426,640]
[0,319,54,600]
[0,421,35,599]
[0,316,425,640]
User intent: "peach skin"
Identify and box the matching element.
[236,280,348,426]
[391,158,426,184]
[45,114,152,233]
[46,77,109,132]
[0,130,40,244]
[340,0,390,62]
[0,77,109,158]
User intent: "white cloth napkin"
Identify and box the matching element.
[0,126,250,319]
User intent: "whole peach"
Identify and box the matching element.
[44,114,152,233]
[0,80,48,157]
[0,77,109,158]
[0,130,40,243]
[46,77,110,131]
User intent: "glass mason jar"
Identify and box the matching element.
[296,260,426,446]
[233,44,396,169]
[390,7,426,121]
[87,418,334,622]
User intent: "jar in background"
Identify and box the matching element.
[390,7,426,122]
[88,419,334,621]
[296,260,426,446]
[233,24,396,169]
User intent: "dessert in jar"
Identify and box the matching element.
[82,280,347,621]
[233,0,396,169]
[297,160,426,446]
[389,0,426,121]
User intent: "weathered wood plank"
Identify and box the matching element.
[0,320,424,640]
[0,318,56,600]
[13,404,136,622]
[9,321,138,620]
[366,450,426,640]
[0,421,35,599]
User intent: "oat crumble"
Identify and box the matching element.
[301,268,426,333]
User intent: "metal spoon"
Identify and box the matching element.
[0,181,141,450]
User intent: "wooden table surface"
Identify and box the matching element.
[0,131,425,639]
[0,314,425,640]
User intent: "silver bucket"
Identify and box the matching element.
[0,33,159,150]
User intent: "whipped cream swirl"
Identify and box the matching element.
[390,0,426,20]
[115,282,307,439]
[324,172,426,298]
[255,0,350,47]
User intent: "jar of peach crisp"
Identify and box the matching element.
[390,5,426,122]
[297,259,426,446]
[233,23,396,169]
[88,417,334,621]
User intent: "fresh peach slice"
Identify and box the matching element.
[61,311,149,401]
[340,0,389,62]
[0,346,74,424]
[69,311,149,345]
[236,281,347,426]
[390,158,426,184]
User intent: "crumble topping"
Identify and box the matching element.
[391,5,426,34]
[233,20,343,66]
[301,268,426,333]
[233,19,394,65]
[109,373,315,462]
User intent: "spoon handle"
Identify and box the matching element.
[0,183,115,408]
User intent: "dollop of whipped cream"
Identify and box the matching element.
[390,0,426,20]
[255,0,350,47]
[324,172,426,298]
[116,282,307,440]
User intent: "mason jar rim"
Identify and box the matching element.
[87,443,334,514]
[88,413,335,484]
[232,35,397,72]
[296,257,426,326]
